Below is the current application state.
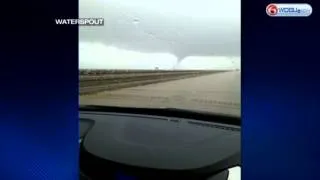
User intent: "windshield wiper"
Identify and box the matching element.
[159,107,238,117]
[80,105,240,126]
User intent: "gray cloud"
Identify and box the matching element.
[79,0,240,59]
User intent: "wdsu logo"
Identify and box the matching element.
[266,3,312,17]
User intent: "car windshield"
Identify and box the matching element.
[79,0,241,117]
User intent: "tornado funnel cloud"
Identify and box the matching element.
[173,56,185,70]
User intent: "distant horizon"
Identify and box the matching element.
[78,68,239,70]
[79,68,241,71]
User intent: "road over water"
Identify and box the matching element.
[80,71,241,116]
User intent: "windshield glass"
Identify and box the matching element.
[79,0,241,117]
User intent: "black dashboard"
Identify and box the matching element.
[79,106,240,180]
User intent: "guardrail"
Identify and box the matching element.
[79,69,205,76]
[79,70,226,95]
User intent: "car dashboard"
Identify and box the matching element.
[79,108,240,180]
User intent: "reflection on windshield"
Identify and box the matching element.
[228,166,241,180]
[79,0,241,117]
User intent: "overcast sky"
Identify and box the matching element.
[79,0,240,70]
